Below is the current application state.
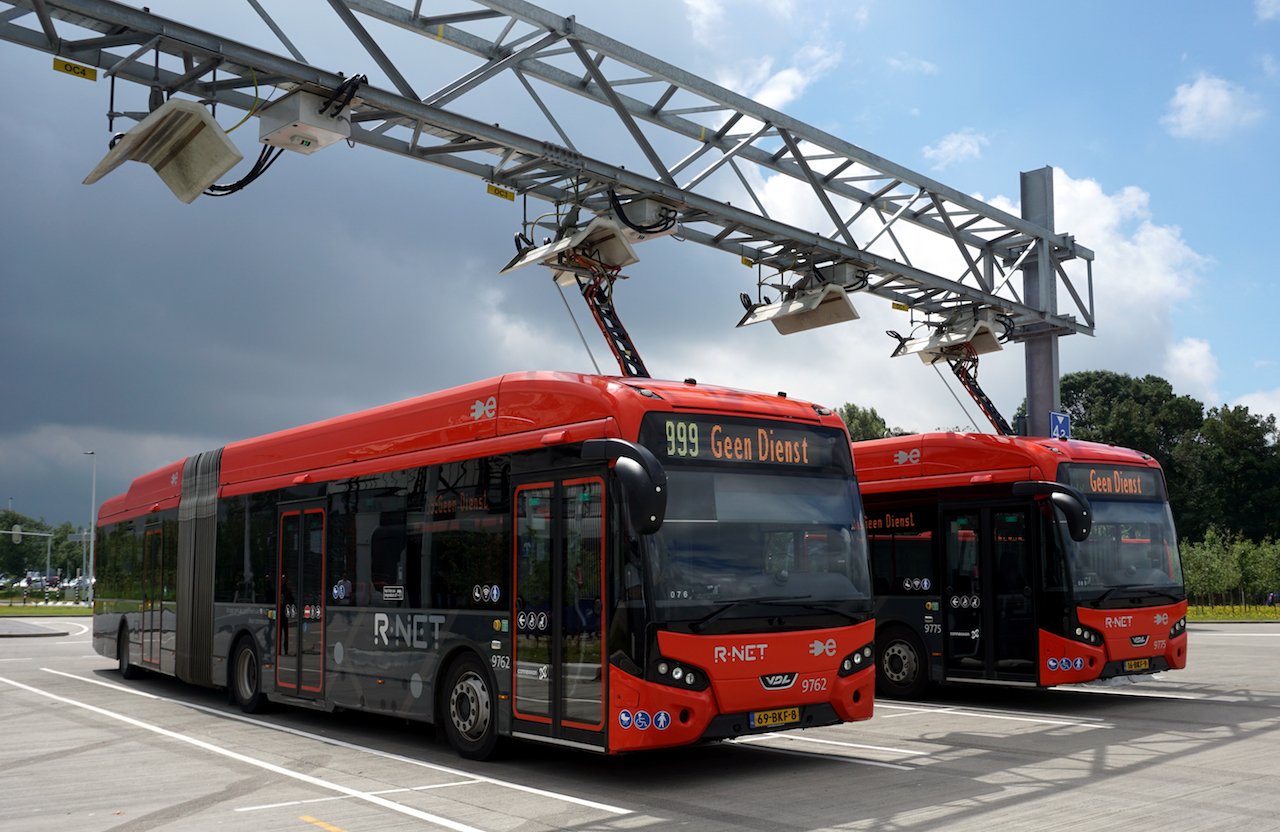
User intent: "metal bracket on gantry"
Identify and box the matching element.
[888,307,1016,436]
[502,216,652,378]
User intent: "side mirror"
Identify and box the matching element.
[1012,480,1092,542]
[580,439,667,535]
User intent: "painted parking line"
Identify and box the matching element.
[734,731,927,757]
[877,701,1112,728]
[237,780,485,813]
[729,735,915,770]
[0,674,489,832]
[41,668,631,816]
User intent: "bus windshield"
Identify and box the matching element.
[644,469,871,628]
[1060,499,1184,599]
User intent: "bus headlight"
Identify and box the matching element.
[838,642,874,677]
[1074,626,1103,646]
[1168,617,1186,638]
[651,657,709,691]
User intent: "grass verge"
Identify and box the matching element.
[1188,604,1280,622]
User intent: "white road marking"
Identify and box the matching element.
[41,668,631,816]
[729,736,914,770]
[0,674,489,832]
[237,780,485,813]
[735,731,927,756]
[877,702,1111,728]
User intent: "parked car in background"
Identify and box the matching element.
[62,575,92,595]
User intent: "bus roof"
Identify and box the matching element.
[852,431,1161,493]
[99,371,841,524]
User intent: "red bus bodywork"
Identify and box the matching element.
[853,432,1186,694]
[94,372,874,756]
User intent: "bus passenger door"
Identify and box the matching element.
[142,524,163,667]
[276,503,326,698]
[512,477,606,750]
[942,506,1037,682]
[942,510,983,676]
[989,507,1036,680]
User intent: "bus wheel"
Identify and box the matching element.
[877,627,927,698]
[231,637,268,714]
[117,627,141,680]
[442,654,499,760]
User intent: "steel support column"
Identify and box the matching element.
[1021,166,1060,437]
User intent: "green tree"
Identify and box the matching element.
[1174,405,1280,543]
[1049,371,1207,539]
[839,402,888,441]
[1235,537,1280,604]
[1180,526,1240,605]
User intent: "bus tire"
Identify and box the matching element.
[231,636,269,714]
[877,626,928,698]
[441,653,499,760]
[117,626,141,680]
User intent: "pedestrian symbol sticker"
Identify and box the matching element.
[654,710,671,730]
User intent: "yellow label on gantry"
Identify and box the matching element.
[486,183,515,201]
[53,58,97,81]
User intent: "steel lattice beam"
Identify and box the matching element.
[0,0,1095,341]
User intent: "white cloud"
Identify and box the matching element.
[1262,54,1279,78]
[886,54,937,74]
[1164,338,1220,404]
[921,129,989,170]
[1161,74,1264,140]
[1235,389,1280,424]
[716,43,842,112]
[1258,0,1280,21]
[680,0,820,49]
[681,0,726,46]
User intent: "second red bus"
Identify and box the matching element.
[852,431,1187,697]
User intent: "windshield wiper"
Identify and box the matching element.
[1087,586,1182,607]
[1129,586,1184,604]
[765,598,861,623]
[689,595,802,632]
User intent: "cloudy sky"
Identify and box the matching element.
[1,0,1277,527]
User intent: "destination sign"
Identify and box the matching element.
[640,415,846,471]
[1061,464,1165,500]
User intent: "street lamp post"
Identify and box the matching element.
[85,451,96,603]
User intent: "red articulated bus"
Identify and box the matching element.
[93,372,875,758]
[851,432,1187,697]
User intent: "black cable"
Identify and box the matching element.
[317,74,366,117]
[204,145,285,197]
[608,189,676,234]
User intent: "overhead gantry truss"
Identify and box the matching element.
[0,0,1094,341]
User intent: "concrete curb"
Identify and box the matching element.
[0,621,71,638]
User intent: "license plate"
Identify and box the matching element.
[1124,658,1151,672]
[750,707,800,728]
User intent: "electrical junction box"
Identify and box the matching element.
[258,90,350,154]
[604,198,678,244]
